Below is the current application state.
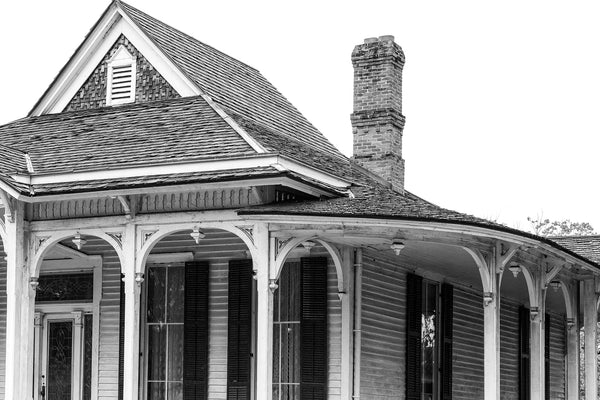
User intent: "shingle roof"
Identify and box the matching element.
[550,236,600,264]
[0,96,256,175]
[118,1,345,160]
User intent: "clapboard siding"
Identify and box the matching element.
[548,312,565,399]
[0,240,6,400]
[360,250,406,399]
[452,288,484,400]
[84,239,121,400]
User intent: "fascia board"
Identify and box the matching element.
[10,155,350,188]
[239,213,600,273]
[3,175,337,204]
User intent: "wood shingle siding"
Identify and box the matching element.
[64,34,180,111]
[359,250,405,399]
[452,289,484,400]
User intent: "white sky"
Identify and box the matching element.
[1,0,599,232]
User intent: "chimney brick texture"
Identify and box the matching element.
[351,36,406,193]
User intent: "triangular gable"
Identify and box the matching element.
[65,34,180,111]
[30,0,200,116]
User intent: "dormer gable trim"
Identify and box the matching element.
[29,1,201,116]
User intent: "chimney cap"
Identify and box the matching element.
[379,35,395,42]
[364,37,379,44]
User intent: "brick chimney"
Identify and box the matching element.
[351,35,406,193]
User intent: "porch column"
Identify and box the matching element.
[583,279,598,400]
[482,271,501,400]
[566,317,579,400]
[255,223,273,400]
[529,287,545,400]
[4,201,33,400]
[340,247,354,400]
[122,223,141,400]
[565,283,579,400]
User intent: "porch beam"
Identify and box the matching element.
[583,279,598,400]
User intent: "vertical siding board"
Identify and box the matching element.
[548,313,566,400]
[0,241,6,400]
[359,251,405,399]
[452,289,484,400]
[500,301,519,400]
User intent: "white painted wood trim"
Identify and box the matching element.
[200,94,267,153]
[10,155,350,190]
[242,215,600,274]
[146,252,194,263]
[3,176,336,204]
[31,6,201,116]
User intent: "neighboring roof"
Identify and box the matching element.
[117,1,345,160]
[550,236,600,264]
[1,96,256,175]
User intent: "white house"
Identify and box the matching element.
[0,2,597,400]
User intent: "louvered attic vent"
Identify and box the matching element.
[106,46,136,106]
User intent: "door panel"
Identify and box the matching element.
[47,320,73,400]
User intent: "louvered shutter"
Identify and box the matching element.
[406,273,423,400]
[544,314,550,400]
[518,306,530,400]
[184,261,210,400]
[440,283,454,400]
[300,257,328,400]
[227,259,253,400]
[118,274,125,400]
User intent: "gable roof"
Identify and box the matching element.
[117,1,344,160]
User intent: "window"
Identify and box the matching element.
[421,281,439,399]
[273,257,327,400]
[106,46,136,106]
[145,264,185,400]
[406,274,453,400]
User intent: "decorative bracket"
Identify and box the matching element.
[496,242,519,274]
[0,189,14,223]
[115,195,135,219]
[236,226,255,246]
[543,264,563,289]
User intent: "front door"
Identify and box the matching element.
[36,312,88,400]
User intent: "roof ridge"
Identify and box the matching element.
[117,1,259,73]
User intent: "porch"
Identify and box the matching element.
[0,209,597,400]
